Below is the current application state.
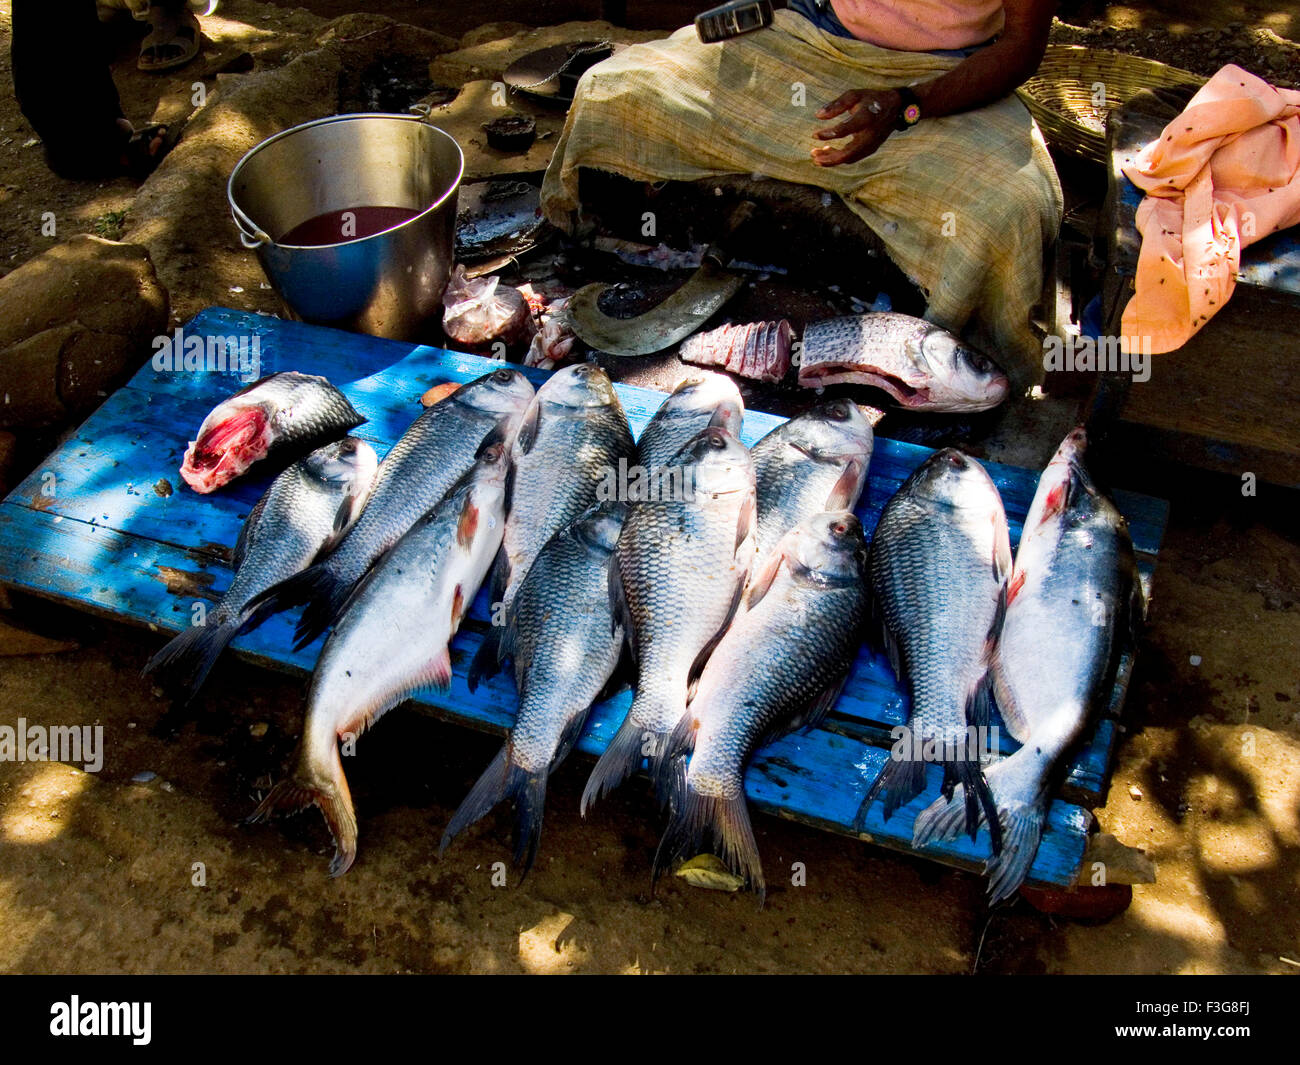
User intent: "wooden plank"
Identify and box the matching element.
[0,307,1170,887]
[4,309,1166,806]
[0,503,1090,888]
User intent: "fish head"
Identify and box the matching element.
[908,328,1009,413]
[789,509,867,582]
[661,372,744,436]
[304,436,379,489]
[789,399,875,461]
[458,367,537,416]
[1026,426,1098,533]
[905,448,998,509]
[573,499,629,554]
[180,397,276,492]
[538,361,620,410]
[681,426,754,496]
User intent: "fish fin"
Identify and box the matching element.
[954,755,1002,854]
[1004,568,1026,607]
[514,396,541,455]
[607,552,636,661]
[330,495,356,542]
[244,561,347,651]
[734,490,755,557]
[746,543,788,609]
[992,513,1013,582]
[874,612,903,681]
[913,789,974,849]
[652,781,765,905]
[497,613,519,670]
[687,573,746,689]
[825,457,867,511]
[475,420,513,459]
[580,713,648,816]
[858,754,927,828]
[440,744,550,879]
[451,584,465,627]
[653,708,701,797]
[428,646,453,691]
[467,631,501,694]
[792,671,849,734]
[233,493,268,567]
[983,799,1046,904]
[456,497,479,549]
[247,747,358,877]
[141,614,242,704]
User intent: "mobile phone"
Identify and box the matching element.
[695,0,775,43]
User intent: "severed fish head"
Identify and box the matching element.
[180,395,277,492]
[891,324,1009,412]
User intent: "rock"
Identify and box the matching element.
[460,22,529,49]
[0,236,168,431]
[1077,832,1157,885]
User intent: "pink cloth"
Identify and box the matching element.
[829,0,1003,51]
[1121,65,1300,353]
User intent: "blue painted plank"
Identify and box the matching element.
[0,502,1090,888]
[0,307,1170,885]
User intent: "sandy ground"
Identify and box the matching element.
[0,0,1298,975]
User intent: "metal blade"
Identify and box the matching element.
[566,260,744,357]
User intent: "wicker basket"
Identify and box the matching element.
[1017,45,1205,164]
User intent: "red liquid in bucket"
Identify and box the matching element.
[279,205,423,246]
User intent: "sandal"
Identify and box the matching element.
[138,7,202,73]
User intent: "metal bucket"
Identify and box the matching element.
[228,113,464,340]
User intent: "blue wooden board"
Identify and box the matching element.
[0,307,1169,890]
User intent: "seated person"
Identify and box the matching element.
[541,0,1063,394]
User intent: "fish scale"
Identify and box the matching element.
[861,448,1011,848]
[654,511,869,901]
[582,428,755,811]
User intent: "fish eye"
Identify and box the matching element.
[493,369,514,384]
[707,430,726,449]
[964,350,994,374]
[827,402,849,421]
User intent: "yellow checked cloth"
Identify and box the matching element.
[540,10,1063,390]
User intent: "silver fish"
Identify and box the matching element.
[858,448,1012,850]
[749,399,874,584]
[914,428,1144,902]
[249,441,511,875]
[254,367,534,649]
[146,437,378,701]
[655,511,869,902]
[180,371,365,492]
[635,372,744,473]
[442,501,629,873]
[584,427,756,811]
[799,314,1009,412]
[468,363,634,689]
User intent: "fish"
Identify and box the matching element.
[144,437,378,702]
[179,371,365,493]
[654,511,869,902]
[441,501,629,874]
[679,320,793,383]
[583,427,756,811]
[248,439,512,876]
[468,363,635,690]
[913,428,1145,902]
[857,448,1012,851]
[250,367,534,650]
[799,313,1009,413]
[635,372,744,473]
[749,399,874,584]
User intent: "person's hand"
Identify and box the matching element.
[812,88,902,167]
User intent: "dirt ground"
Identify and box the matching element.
[0,0,1298,975]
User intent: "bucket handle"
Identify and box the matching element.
[230,204,273,249]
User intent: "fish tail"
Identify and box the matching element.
[247,745,358,877]
[653,781,765,904]
[581,713,652,815]
[984,800,1045,904]
[141,613,241,703]
[244,563,346,649]
[466,629,502,693]
[857,754,927,828]
[440,744,550,878]
[652,710,698,800]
